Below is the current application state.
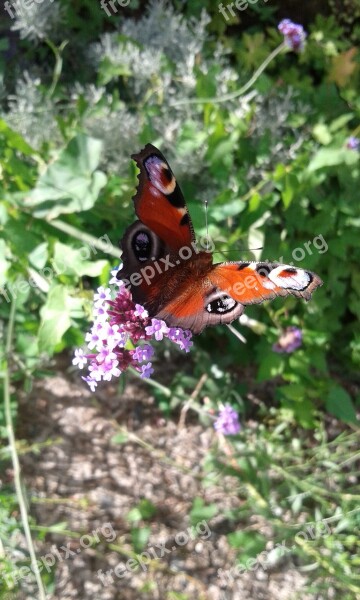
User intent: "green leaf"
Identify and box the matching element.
[0,239,10,286]
[25,135,107,219]
[28,242,48,270]
[281,173,297,209]
[38,285,73,353]
[312,123,332,145]
[308,147,359,171]
[190,498,218,526]
[131,526,151,553]
[257,353,284,381]
[0,119,38,156]
[326,386,358,424]
[53,242,108,277]
[227,531,266,563]
[127,499,156,522]
[111,432,129,445]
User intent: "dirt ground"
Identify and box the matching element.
[14,358,312,600]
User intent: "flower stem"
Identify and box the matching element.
[45,38,68,97]
[170,42,287,107]
[128,366,172,397]
[3,302,46,599]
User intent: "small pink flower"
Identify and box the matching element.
[145,319,169,341]
[133,344,154,363]
[94,286,112,306]
[272,326,302,354]
[134,304,149,319]
[140,362,154,379]
[214,405,241,436]
[72,349,87,369]
[82,376,97,392]
[74,266,193,389]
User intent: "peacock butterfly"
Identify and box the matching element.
[119,144,322,334]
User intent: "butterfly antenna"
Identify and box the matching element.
[204,199,209,250]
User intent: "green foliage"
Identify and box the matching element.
[0,1,359,598]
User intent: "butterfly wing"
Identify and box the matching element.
[120,223,244,334]
[155,280,245,334]
[209,261,323,304]
[121,145,323,335]
[131,144,195,251]
[155,260,322,334]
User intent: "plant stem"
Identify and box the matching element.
[45,38,68,97]
[3,301,46,599]
[170,42,287,107]
[50,219,122,259]
[128,366,172,397]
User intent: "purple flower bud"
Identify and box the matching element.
[272,326,303,354]
[346,136,360,150]
[214,405,241,436]
[278,19,306,52]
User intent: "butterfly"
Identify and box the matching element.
[119,144,322,334]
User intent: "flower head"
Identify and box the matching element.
[72,349,87,369]
[346,136,360,151]
[278,19,306,52]
[214,405,241,436]
[272,326,302,354]
[74,269,193,390]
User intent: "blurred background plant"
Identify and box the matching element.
[0,1,359,598]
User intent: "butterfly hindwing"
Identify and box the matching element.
[155,281,244,334]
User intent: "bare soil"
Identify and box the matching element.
[15,360,311,600]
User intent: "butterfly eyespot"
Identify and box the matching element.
[145,155,177,195]
[255,264,272,277]
[206,294,237,315]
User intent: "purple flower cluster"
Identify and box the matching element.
[272,326,302,354]
[214,405,241,436]
[278,19,307,52]
[346,136,360,151]
[73,267,193,391]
